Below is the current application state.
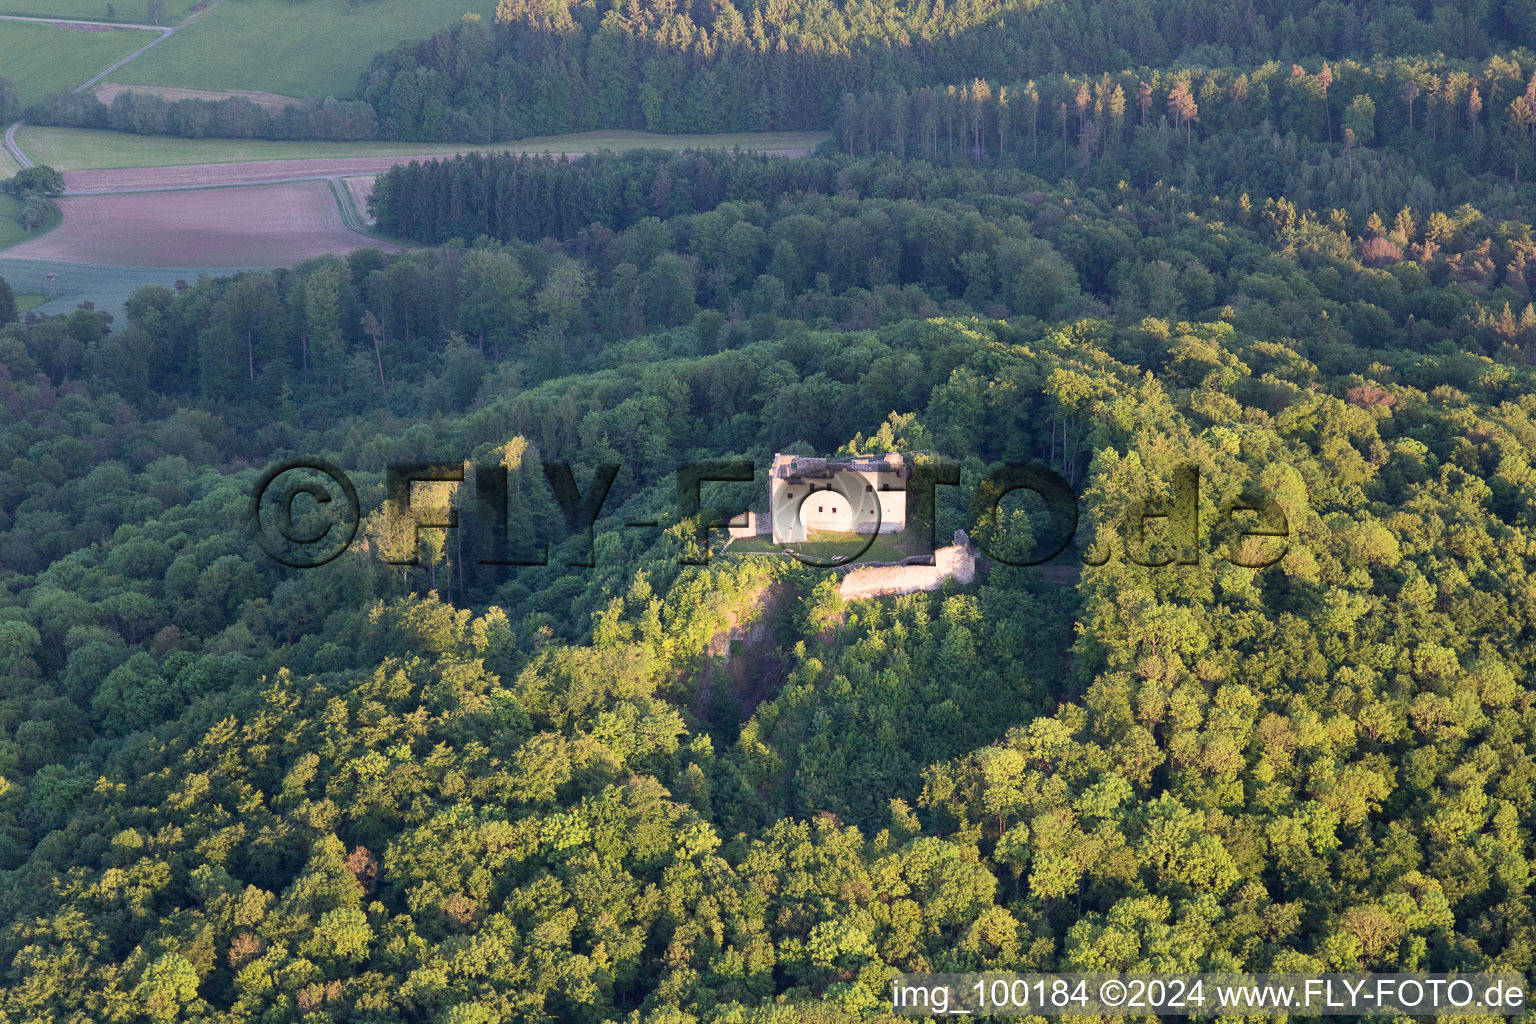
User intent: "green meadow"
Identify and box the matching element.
[0,195,61,253]
[0,196,27,252]
[0,256,255,316]
[0,0,195,23]
[0,20,153,106]
[107,0,497,98]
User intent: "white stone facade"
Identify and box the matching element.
[769,452,907,544]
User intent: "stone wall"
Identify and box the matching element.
[837,530,976,601]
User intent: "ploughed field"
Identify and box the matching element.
[3,180,397,267]
[62,156,509,192]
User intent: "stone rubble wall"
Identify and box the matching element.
[837,532,976,601]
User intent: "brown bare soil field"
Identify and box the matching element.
[92,83,303,112]
[5,181,398,267]
[63,155,496,192]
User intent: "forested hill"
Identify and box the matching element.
[5,132,1536,1015]
[9,0,1536,1017]
[4,309,1536,1020]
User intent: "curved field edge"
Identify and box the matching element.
[326,176,406,248]
[339,175,375,226]
[13,125,831,171]
[327,177,379,235]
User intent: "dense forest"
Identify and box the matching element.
[20,0,1521,142]
[357,0,1503,140]
[8,0,1536,1020]
[832,54,1536,186]
[6,130,1536,1015]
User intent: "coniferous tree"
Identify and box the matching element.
[1168,79,1198,142]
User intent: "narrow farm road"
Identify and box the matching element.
[4,122,32,170]
[0,13,167,30]
[76,26,176,95]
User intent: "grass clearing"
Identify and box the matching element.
[0,20,154,106]
[92,82,304,111]
[108,0,496,98]
[0,0,195,23]
[15,292,45,312]
[0,194,61,253]
[0,256,258,319]
[0,196,24,252]
[16,125,830,169]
